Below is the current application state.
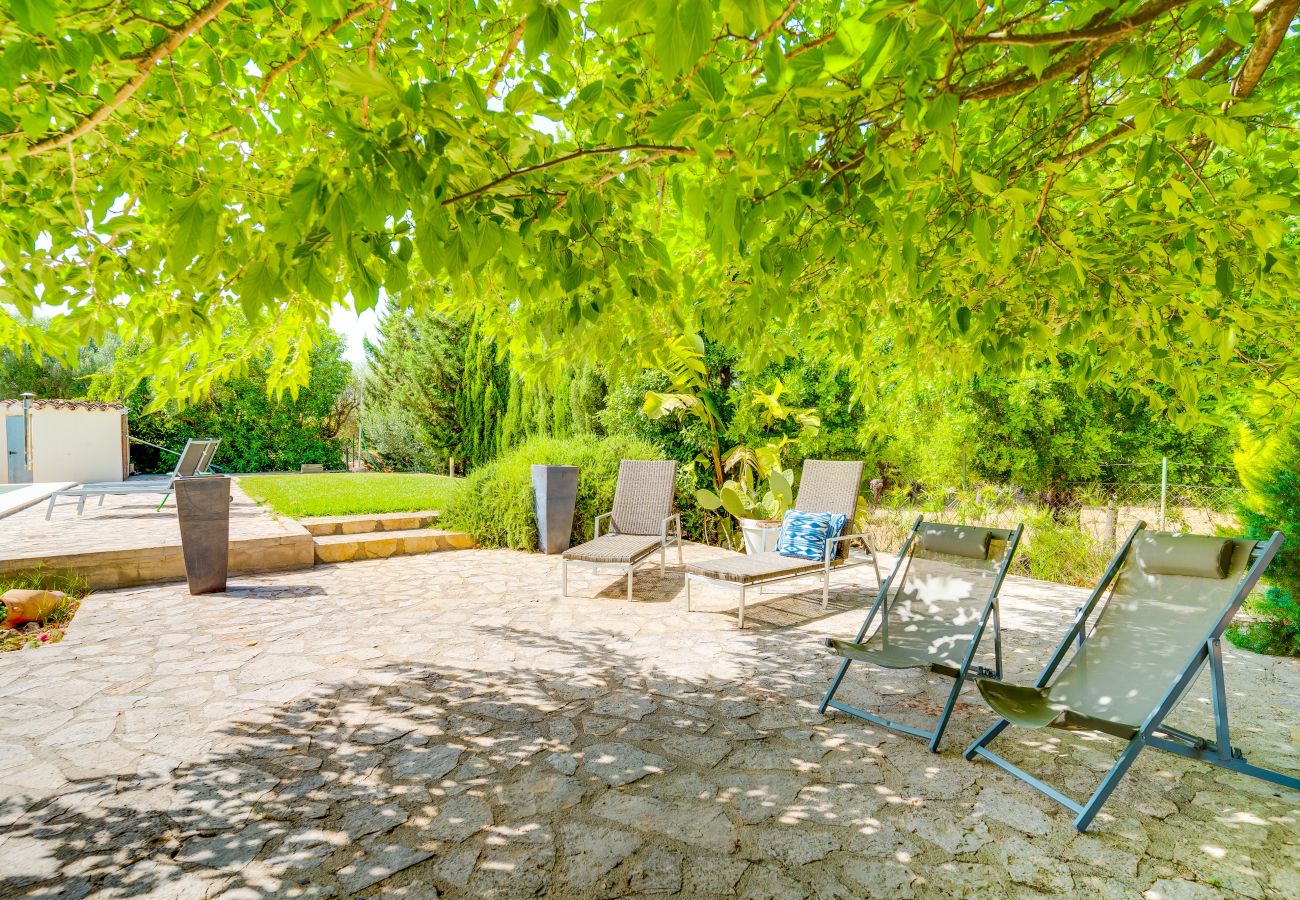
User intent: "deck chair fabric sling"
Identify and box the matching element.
[820,518,1023,751]
[196,438,222,474]
[684,460,880,629]
[965,523,1296,832]
[561,460,681,601]
[45,438,213,519]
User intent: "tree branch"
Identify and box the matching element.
[486,19,527,99]
[257,2,385,102]
[957,0,1194,47]
[959,39,1112,101]
[0,0,233,162]
[441,144,732,206]
[1232,0,1299,99]
[755,0,799,45]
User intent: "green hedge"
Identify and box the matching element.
[441,435,669,550]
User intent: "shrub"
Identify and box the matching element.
[1017,509,1110,587]
[1227,424,1300,656]
[441,434,667,551]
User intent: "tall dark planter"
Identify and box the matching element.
[175,476,231,594]
[532,465,579,554]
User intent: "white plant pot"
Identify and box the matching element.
[738,518,782,555]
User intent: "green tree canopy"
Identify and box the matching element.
[2,1,1297,420]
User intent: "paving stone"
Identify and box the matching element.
[660,733,732,768]
[682,853,749,895]
[719,698,760,718]
[973,786,1054,836]
[470,841,554,897]
[580,742,674,787]
[389,745,461,782]
[592,693,657,721]
[628,846,683,894]
[980,834,1073,893]
[757,826,840,866]
[840,858,917,899]
[176,823,280,871]
[426,794,492,843]
[430,846,479,888]
[923,861,1009,897]
[335,842,433,894]
[261,828,348,874]
[905,813,993,855]
[742,862,812,900]
[558,823,641,888]
[494,770,587,817]
[463,700,544,724]
[717,773,805,824]
[544,751,578,775]
[340,801,409,838]
[591,791,738,853]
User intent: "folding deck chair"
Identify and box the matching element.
[965,523,1298,832]
[820,518,1023,751]
[561,460,682,601]
[45,438,214,518]
[684,460,880,629]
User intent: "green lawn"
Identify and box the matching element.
[239,473,464,518]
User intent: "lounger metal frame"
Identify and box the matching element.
[684,532,882,629]
[965,523,1296,832]
[820,517,1023,751]
[561,513,684,602]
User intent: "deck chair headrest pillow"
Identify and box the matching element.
[918,524,992,560]
[1134,532,1234,579]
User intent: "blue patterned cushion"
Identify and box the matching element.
[776,511,849,561]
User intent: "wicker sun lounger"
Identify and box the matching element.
[561,460,681,601]
[684,460,880,628]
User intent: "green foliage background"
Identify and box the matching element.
[1228,421,1300,655]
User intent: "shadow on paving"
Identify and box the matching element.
[2,616,1297,899]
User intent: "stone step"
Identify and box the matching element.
[313,528,474,564]
[300,510,440,537]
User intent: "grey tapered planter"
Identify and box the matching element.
[532,464,579,554]
[175,475,231,594]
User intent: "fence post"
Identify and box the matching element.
[1159,456,1168,531]
[1105,494,1118,548]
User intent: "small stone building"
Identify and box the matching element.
[0,398,128,484]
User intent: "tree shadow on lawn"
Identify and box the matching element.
[2,616,1288,898]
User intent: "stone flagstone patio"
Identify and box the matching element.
[0,544,1297,898]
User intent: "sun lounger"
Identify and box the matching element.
[561,460,681,601]
[964,523,1298,831]
[685,460,880,628]
[820,518,1023,751]
[45,438,214,518]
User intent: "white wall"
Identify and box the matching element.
[30,408,125,484]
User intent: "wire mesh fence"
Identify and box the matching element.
[857,468,1244,588]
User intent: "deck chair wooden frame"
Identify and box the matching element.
[820,516,1023,751]
[965,523,1296,832]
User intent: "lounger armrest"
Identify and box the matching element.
[660,514,682,545]
[594,512,613,537]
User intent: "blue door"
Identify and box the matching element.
[6,416,31,483]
